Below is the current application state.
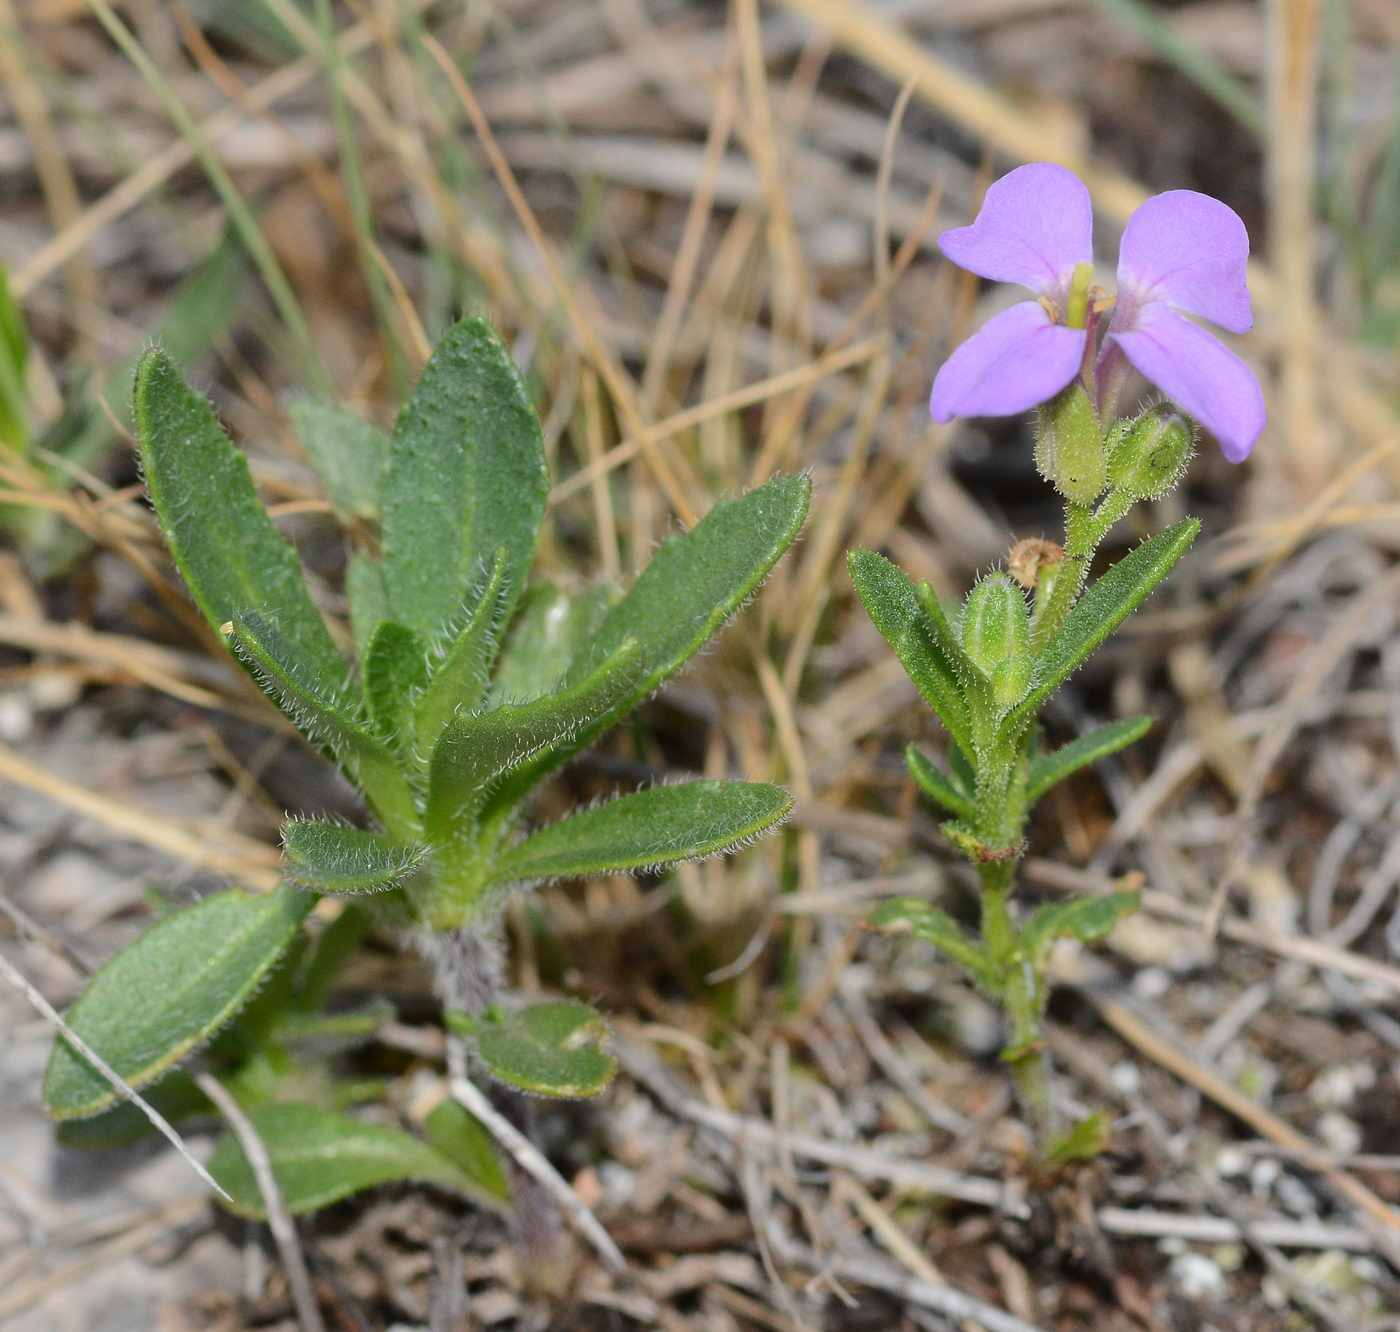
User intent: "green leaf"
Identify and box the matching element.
[227,610,418,837]
[1021,891,1140,963]
[296,903,373,1013]
[0,265,29,455]
[424,641,644,847]
[282,820,424,894]
[362,620,431,748]
[1007,520,1198,734]
[866,897,997,989]
[1048,1110,1112,1166]
[346,553,389,659]
[474,1002,617,1099]
[133,348,352,697]
[847,551,973,747]
[56,1071,210,1150]
[380,316,548,643]
[489,780,792,887]
[1026,716,1153,805]
[905,746,975,821]
[414,548,507,750]
[206,1103,504,1217]
[424,1098,510,1203]
[43,885,312,1120]
[289,398,389,521]
[491,582,612,704]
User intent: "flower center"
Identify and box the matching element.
[1065,261,1095,330]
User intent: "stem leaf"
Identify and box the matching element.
[1026,715,1154,805]
[282,820,425,894]
[473,1001,617,1099]
[905,746,976,821]
[1021,890,1140,962]
[867,897,998,989]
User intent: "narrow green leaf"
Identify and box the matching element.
[282,820,424,894]
[228,610,419,837]
[414,548,507,750]
[43,885,312,1120]
[475,1002,617,1099]
[1026,716,1154,805]
[424,1098,510,1203]
[381,316,548,642]
[848,550,973,745]
[296,903,373,1012]
[905,746,975,821]
[1021,890,1140,962]
[424,642,643,846]
[207,1103,504,1217]
[490,582,612,705]
[1048,1109,1112,1166]
[56,1071,210,1150]
[489,780,792,887]
[1007,520,1198,734]
[346,553,389,659]
[134,348,352,696]
[289,398,389,521]
[866,897,997,989]
[362,620,431,748]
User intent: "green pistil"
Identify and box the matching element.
[1065,261,1095,330]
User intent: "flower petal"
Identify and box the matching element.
[930,302,1087,423]
[939,163,1093,295]
[1116,190,1253,334]
[1110,304,1264,461]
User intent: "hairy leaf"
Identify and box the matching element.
[346,553,389,659]
[423,1098,510,1203]
[380,317,547,643]
[489,780,792,886]
[207,1103,503,1217]
[491,582,612,704]
[43,885,312,1119]
[905,746,976,821]
[1026,716,1154,805]
[289,399,389,521]
[134,348,351,695]
[282,820,424,894]
[362,620,431,749]
[475,1002,617,1099]
[55,1071,209,1150]
[1021,891,1140,962]
[866,897,997,989]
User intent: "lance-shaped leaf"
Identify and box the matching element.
[43,885,312,1119]
[346,553,389,659]
[1005,520,1199,736]
[848,551,975,749]
[207,1103,505,1217]
[867,897,998,990]
[414,548,507,750]
[380,317,548,643]
[490,582,612,705]
[133,348,352,697]
[424,642,644,847]
[424,1098,510,1203]
[227,610,419,838]
[905,746,976,822]
[488,780,792,887]
[474,1002,617,1099]
[1026,716,1154,805]
[289,399,389,522]
[282,820,424,894]
[1020,890,1140,964]
[362,620,430,749]
[56,1071,210,1150]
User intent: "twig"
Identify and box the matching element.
[448,1073,627,1275]
[192,1071,325,1332]
[1097,1207,1370,1252]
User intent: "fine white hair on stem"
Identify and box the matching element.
[0,948,229,1200]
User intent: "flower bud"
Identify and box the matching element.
[1035,383,1106,506]
[960,575,1032,709]
[1107,409,1195,500]
[1007,537,1064,592]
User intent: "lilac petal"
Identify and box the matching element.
[1111,304,1264,461]
[1116,190,1253,334]
[930,301,1087,423]
[939,163,1093,295]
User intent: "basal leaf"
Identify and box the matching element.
[905,745,976,821]
[206,1103,504,1217]
[228,610,419,837]
[1021,890,1140,963]
[847,550,974,748]
[362,620,431,750]
[346,553,389,659]
[423,1098,510,1203]
[1006,520,1199,735]
[289,398,389,522]
[424,642,643,848]
[1026,716,1154,805]
[380,317,548,643]
[488,780,792,887]
[43,885,312,1119]
[296,903,373,1012]
[282,820,424,894]
[55,1071,209,1150]
[490,582,612,705]
[134,348,352,696]
[475,1002,617,1099]
[866,896,997,989]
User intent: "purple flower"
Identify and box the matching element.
[929,163,1265,462]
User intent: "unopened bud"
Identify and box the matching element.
[1007,537,1064,592]
[960,575,1032,708]
[1108,409,1195,500]
[1035,383,1106,505]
